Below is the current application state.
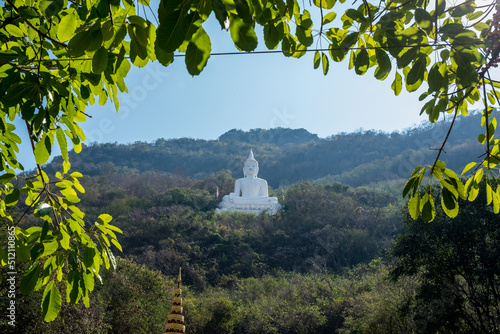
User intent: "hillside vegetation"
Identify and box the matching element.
[45,113,483,188]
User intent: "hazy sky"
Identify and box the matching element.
[16,3,438,170]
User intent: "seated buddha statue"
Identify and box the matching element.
[217,150,281,214]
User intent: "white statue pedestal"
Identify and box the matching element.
[217,150,282,215]
[217,193,282,215]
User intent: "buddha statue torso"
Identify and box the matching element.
[217,149,281,214]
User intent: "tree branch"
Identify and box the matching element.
[25,121,61,228]
[430,87,475,174]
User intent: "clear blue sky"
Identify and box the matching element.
[16,2,433,170]
[76,15,428,143]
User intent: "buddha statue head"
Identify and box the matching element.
[243,149,259,178]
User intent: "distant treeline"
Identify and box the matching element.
[44,113,484,188]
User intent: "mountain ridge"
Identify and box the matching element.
[45,113,484,188]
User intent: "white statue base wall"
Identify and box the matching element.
[217,194,282,215]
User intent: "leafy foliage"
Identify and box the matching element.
[1,257,173,333]
[392,184,500,333]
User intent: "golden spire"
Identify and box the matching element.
[163,268,185,334]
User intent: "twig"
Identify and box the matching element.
[108,0,114,26]
[483,76,491,169]
[430,88,473,174]
[14,191,43,227]
[25,121,61,228]
[361,0,373,33]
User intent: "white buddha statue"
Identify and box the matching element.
[217,150,281,214]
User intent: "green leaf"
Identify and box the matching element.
[264,21,284,50]
[494,187,500,214]
[391,72,402,96]
[156,10,199,53]
[0,50,19,62]
[451,2,475,17]
[462,162,477,175]
[105,224,122,234]
[42,240,59,257]
[102,249,110,269]
[39,0,64,16]
[282,34,296,57]
[406,56,427,85]
[454,50,479,89]
[397,47,418,69]
[59,226,70,250]
[92,47,108,74]
[42,280,61,322]
[474,168,484,183]
[322,52,329,75]
[15,237,30,262]
[111,238,123,252]
[68,30,92,57]
[486,183,493,205]
[415,8,433,30]
[296,25,313,47]
[129,26,148,62]
[56,128,68,163]
[230,16,258,51]
[185,27,211,76]
[420,193,435,222]
[212,0,228,29]
[313,0,335,9]
[83,246,96,268]
[34,135,52,165]
[344,9,366,23]
[20,263,40,295]
[87,29,104,52]
[0,173,16,184]
[5,188,20,206]
[67,269,81,303]
[441,187,458,218]
[82,270,95,292]
[97,214,113,224]
[354,49,369,75]
[313,50,321,69]
[374,49,391,80]
[408,193,420,219]
[4,83,38,108]
[428,63,446,92]
[57,9,77,42]
[440,23,464,38]
[5,24,24,38]
[323,11,337,25]
[339,32,358,49]
[466,177,480,201]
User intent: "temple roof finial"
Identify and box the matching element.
[163,267,185,334]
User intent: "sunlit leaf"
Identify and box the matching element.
[41,280,61,322]
[230,16,258,51]
[391,72,402,96]
[185,27,211,76]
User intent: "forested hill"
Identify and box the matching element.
[46,113,483,187]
